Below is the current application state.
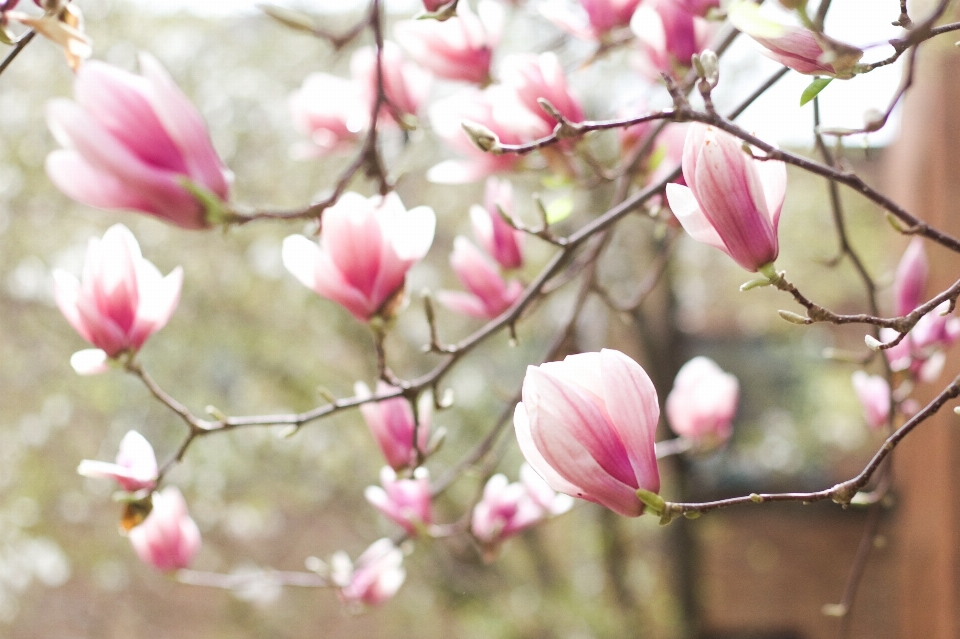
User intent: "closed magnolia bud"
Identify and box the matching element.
[437,237,523,320]
[666,357,739,447]
[666,123,787,273]
[514,349,660,517]
[128,487,201,572]
[46,55,231,228]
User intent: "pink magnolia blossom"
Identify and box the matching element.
[437,237,524,319]
[471,464,573,557]
[893,238,928,317]
[677,0,718,16]
[420,0,449,13]
[428,86,546,183]
[514,349,660,517]
[351,42,432,125]
[282,192,436,322]
[394,1,503,85]
[539,0,642,42]
[289,73,367,157]
[128,487,201,572]
[53,224,183,375]
[331,538,406,607]
[45,54,231,229]
[728,2,863,78]
[665,123,787,273]
[364,466,433,535]
[77,430,158,492]
[851,371,890,431]
[355,381,431,472]
[499,52,584,129]
[665,357,738,445]
[471,177,525,269]
[881,303,960,383]
[631,1,712,80]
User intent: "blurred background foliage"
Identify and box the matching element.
[0,0,903,636]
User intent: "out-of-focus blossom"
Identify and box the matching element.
[282,192,436,322]
[128,487,201,572]
[539,0,641,42]
[437,237,523,319]
[851,371,890,431]
[394,1,502,85]
[881,303,960,383]
[289,73,367,157]
[619,118,687,187]
[331,538,406,607]
[893,238,928,317]
[420,0,449,13]
[471,177,525,269]
[6,3,91,70]
[471,464,573,558]
[631,0,711,80]
[77,430,158,492]
[666,123,787,273]
[53,224,183,375]
[514,349,660,517]
[355,381,431,472]
[499,52,584,128]
[428,86,546,183]
[728,2,863,78]
[364,466,433,535]
[46,54,231,229]
[665,357,738,446]
[351,42,432,126]
[677,0,718,16]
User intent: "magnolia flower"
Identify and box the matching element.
[364,466,433,535]
[46,54,231,229]
[128,487,201,572]
[728,2,863,78]
[53,224,183,375]
[893,238,928,317]
[471,464,573,558]
[289,73,367,157]
[282,192,436,322]
[539,0,642,42]
[437,237,524,319]
[470,177,525,269]
[428,86,546,183]
[665,357,739,447]
[331,538,406,607]
[351,42,432,125]
[77,430,158,492]
[666,123,787,273]
[881,303,960,383]
[355,381,431,472]
[631,0,712,80]
[851,371,890,431]
[499,52,584,129]
[514,349,660,517]
[394,1,503,85]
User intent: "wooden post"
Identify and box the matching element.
[886,43,960,639]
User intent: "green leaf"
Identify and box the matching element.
[545,197,573,224]
[800,77,832,106]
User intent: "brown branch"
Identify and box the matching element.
[661,374,960,518]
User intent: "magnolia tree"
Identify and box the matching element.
[4,0,960,634]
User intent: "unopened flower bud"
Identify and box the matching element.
[461,119,501,153]
[697,49,719,88]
